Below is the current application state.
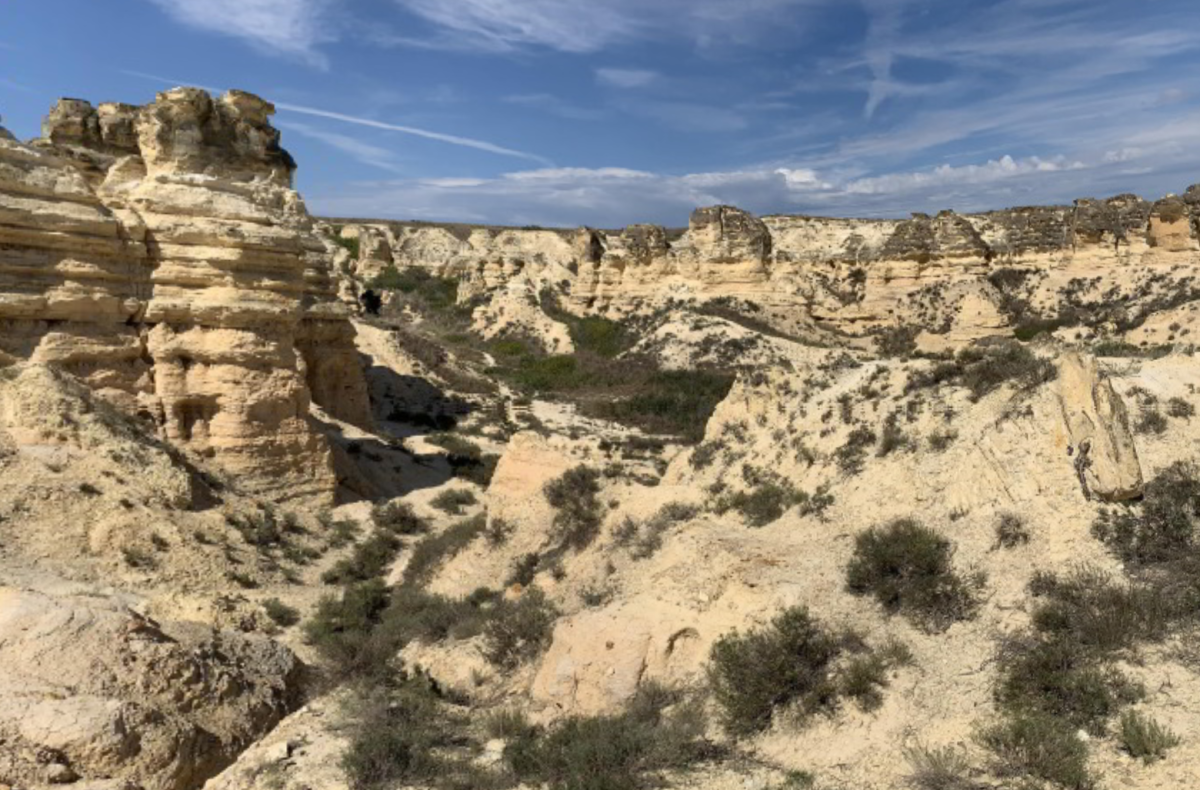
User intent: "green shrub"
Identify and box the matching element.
[591,370,735,443]
[507,552,541,587]
[846,519,979,632]
[484,588,558,669]
[1167,396,1195,419]
[877,413,911,457]
[369,265,458,311]
[321,530,402,585]
[379,586,493,645]
[715,481,806,527]
[928,428,958,452]
[340,676,454,790]
[1135,406,1168,435]
[1026,567,1174,654]
[404,514,488,588]
[545,466,604,550]
[320,512,360,549]
[121,546,157,569]
[979,712,1093,789]
[1118,710,1180,763]
[708,607,842,736]
[371,501,429,535]
[835,426,877,475]
[1092,461,1200,565]
[876,326,919,358]
[331,233,360,259]
[304,579,393,678]
[996,636,1143,735]
[426,434,500,486]
[905,341,1056,401]
[994,512,1031,549]
[429,488,478,515]
[263,597,301,627]
[505,683,712,790]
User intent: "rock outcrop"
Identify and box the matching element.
[0,90,370,501]
[0,588,301,790]
[1057,351,1144,501]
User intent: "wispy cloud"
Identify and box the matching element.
[272,101,552,164]
[0,77,34,93]
[503,94,606,121]
[277,121,406,173]
[143,0,337,68]
[595,68,660,89]
[306,141,1200,228]
[121,69,550,165]
[389,0,821,53]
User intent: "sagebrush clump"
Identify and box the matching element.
[846,518,979,632]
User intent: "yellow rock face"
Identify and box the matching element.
[0,90,369,501]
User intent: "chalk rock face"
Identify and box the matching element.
[0,587,301,790]
[1148,195,1195,251]
[0,88,370,500]
[683,204,771,264]
[1057,351,1143,501]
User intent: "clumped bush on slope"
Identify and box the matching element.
[707,606,909,736]
[403,513,488,588]
[978,712,1094,790]
[504,682,717,790]
[904,340,1056,401]
[545,465,604,550]
[1118,710,1181,764]
[845,519,980,632]
[1092,461,1200,565]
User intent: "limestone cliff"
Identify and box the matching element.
[335,189,1200,350]
[0,89,370,501]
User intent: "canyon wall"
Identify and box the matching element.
[338,188,1200,348]
[0,89,369,501]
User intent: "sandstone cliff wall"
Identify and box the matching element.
[336,188,1200,349]
[0,89,370,501]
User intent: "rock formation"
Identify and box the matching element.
[0,90,369,501]
[1057,351,1144,501]
[334,186,1200,350]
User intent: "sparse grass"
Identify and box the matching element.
[877,413,911,457]
[979,712,1094,790]
[404,514,488,588]
[228,571,259,589]
[485,517,514,547]
[625,502,700,559]
[263,597,301,627]
[903,743,974,790]
[305,579,392,679]
[846,519,979,632]
[429,488,478,515]
[545,466,604,550]
[320,512,361,549]
[1118,710,1180,763]
[994,513,1031,549]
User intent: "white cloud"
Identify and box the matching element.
[389,0,820,53]
[277,121,405,173]
[503,94,606,121]
[144,0,337,68]
[595,68,660,89]
[306,144,1200,228]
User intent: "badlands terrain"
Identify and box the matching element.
[2,87,1200,790]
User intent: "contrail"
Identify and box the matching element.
[120,69,551,165]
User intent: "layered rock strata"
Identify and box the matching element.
[338,190,1200,347]
[0,90,369,501]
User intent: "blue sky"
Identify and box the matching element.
[3,0,1200,227]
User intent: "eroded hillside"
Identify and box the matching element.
[2,88,1200,790]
